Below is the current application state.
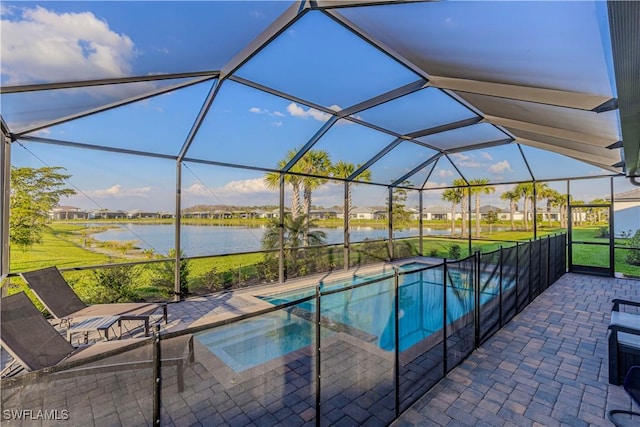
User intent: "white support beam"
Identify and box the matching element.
[485,115,617,148]
[428,75,615,112]
[515,136,621,173]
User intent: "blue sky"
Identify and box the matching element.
[2,1,631,212]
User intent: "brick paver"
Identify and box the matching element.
[2,273,639,426]
[392,273,640,427]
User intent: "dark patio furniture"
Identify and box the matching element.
[0,292,192,391]
[607,365,640,426]
[608,299,640,385]
[21,266,167,336]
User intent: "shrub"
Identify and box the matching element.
[92,265,139,303]
[625,229,640,266]
[448,244,461,260]
[150,249,190,297]
[595,226,609,238]
[257,257,279,281]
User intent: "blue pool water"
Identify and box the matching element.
[197,262,508,372]
[195,311,333,372]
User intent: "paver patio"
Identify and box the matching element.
[392,273,640,427]
[1,272,639,426]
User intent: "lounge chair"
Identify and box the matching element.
[0,292,192,391]
[21,266,167,337]
[608,298,640,385]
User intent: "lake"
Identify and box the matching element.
[90,224,464,257]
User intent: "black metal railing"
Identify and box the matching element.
[0,233,567,426]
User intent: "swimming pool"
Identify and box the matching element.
[195,310,335,372]
[260,263,507,350]
[197,262,507,372]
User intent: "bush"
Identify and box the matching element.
[256,258,279,281]
[448,244,461,260]
[595,226,609,238]
[92,265,139,303]
[150,250,190,297]
[625,229,640,266]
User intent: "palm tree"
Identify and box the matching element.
[442,186,463,237]
[264,148,302,219]
[514,183,534,231]
[261,214,327,276]
[261,214,327,251]
[296,149,331,246]
[500,189,520,231]
[469,178,495,238]
[298,149,331,218]
[453,178,469,237]
[550,192,568,228]
[533,183,554,228]
[331,160,372,226]
[542,188,562,228]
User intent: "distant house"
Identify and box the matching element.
[49,205,88,220]
[127,209,162,219]
[309,209,339,220]
[473,205,506,221]
[88,209,126,219]
[350,207,385,220]
[423,205,453,221]
[612,188,640,236]
[253,210,272,219]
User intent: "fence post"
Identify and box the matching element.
[546,235,551,289]
[153,325,161,426]
[499,246,503,328]
[528,238,533,304]
[475,251,480,349]
[394,267,400,417]
[315,281,322,427]
[515,242,520,313]
[443,259,448,376]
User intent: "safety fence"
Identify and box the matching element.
[1,233,567,426]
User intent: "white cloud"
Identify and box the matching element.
[184,183,209,196]
[437,169,454,178]
[489,160,512,174]
[222,178,270,194]
[451,152,481,167]
[424,181,447,189]
[1,6,136,84]
[272,121,283,127]
[31,128,51,137]
[458,160,482,168]
[250,107,286,118]
[481,152,493,160]
[89,184,151,198]
[451,153,470,162]
[286,102,332,122]
[185,179,271,198]
[181,178,277,207]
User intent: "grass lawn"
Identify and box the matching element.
[7,222,638,305]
